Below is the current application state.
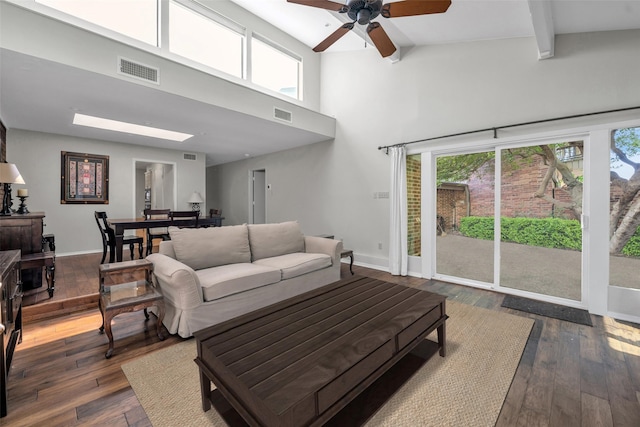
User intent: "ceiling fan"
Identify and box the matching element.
[286,0,452,58]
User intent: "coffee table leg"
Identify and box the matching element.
[437,321,446,357]
[200,370,212,412]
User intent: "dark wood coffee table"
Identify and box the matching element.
[194,276,447,426]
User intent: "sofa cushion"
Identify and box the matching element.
[196,263,281,302]
[253,252,332,280]
[168,225,250,270]
[248,221,304,261]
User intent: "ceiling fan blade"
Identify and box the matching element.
[366,22,396,58]
[382,0,452,18]
[286,0,346,12]
[313,23,354,52]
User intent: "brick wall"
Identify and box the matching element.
[467,156,577,220]
[436,187,467,230]
[407,155,421,255]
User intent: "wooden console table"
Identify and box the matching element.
[0,250,22,418]
[194,275,447,426]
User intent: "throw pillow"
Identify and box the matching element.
[169,225,250,270]
[247,221,304,261]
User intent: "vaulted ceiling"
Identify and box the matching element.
[231,0,640,61]
[2,1,640,166]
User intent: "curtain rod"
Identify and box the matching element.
[377,105,640,153]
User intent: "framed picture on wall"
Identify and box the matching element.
[60,151,109,204]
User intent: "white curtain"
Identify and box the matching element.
[389,146,408,276]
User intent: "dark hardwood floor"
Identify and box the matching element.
[3,255,640,426]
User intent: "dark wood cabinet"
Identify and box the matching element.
[0,250,22,418]
[0,213,45,292]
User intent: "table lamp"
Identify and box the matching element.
[0,162,25,216]
[187,191,204,212]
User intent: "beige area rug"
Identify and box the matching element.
[122,300,534,427]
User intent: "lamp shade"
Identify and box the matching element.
[0,163,25,184]
[187,191,204,204]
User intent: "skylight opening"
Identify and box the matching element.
[73,113,193,142]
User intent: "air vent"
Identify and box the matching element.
[183,153,197,161]
[118,57,159,84]
[274,107,292,123]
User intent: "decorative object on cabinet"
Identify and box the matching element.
[60,151,109,204]
[187,191,203,212]
[0,249,22,418]
[16,188,29,215]
[0,163,25,216]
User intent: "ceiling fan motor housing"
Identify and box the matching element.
[347,0,383,24]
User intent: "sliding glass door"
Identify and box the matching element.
[435,151,495,285]
[609,127,640,292]
[498,143,583,301]
[431,141,584,302]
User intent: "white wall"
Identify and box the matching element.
[210,29,640,269]
[0,1,329,136]
[7,129,205,255]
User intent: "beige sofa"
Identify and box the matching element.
[146,221,343,338]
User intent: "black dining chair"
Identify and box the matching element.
[170,210,200,228]
[144,208,171,255]
[94,211,144,263]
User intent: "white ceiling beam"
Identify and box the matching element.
[528,0,555,60]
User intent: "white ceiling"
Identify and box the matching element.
[2,0,640,166]
[231,0,640,53]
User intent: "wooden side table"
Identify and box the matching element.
[341,249,354,275]
[316,235,355,275]
[98,259,165,359]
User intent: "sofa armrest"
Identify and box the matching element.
[146,253,203,310]
[304,236,343,266]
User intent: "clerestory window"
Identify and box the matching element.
[30,0,303,101]
[169,0,244,79]
[251,35,302,100]
[36,0,159,46]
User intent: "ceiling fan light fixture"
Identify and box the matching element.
[347,0,382,24]
[357,8,371,25]
[290,0,451,57]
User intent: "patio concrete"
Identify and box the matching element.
[435,234,640,301]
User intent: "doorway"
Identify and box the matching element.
[133,160,177,217]
[250,169,266,224]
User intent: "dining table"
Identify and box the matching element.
[108,216,223,262]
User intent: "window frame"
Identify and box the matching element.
[10,0,305,101]
[250,32,303,100]
[169,0,247,80]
